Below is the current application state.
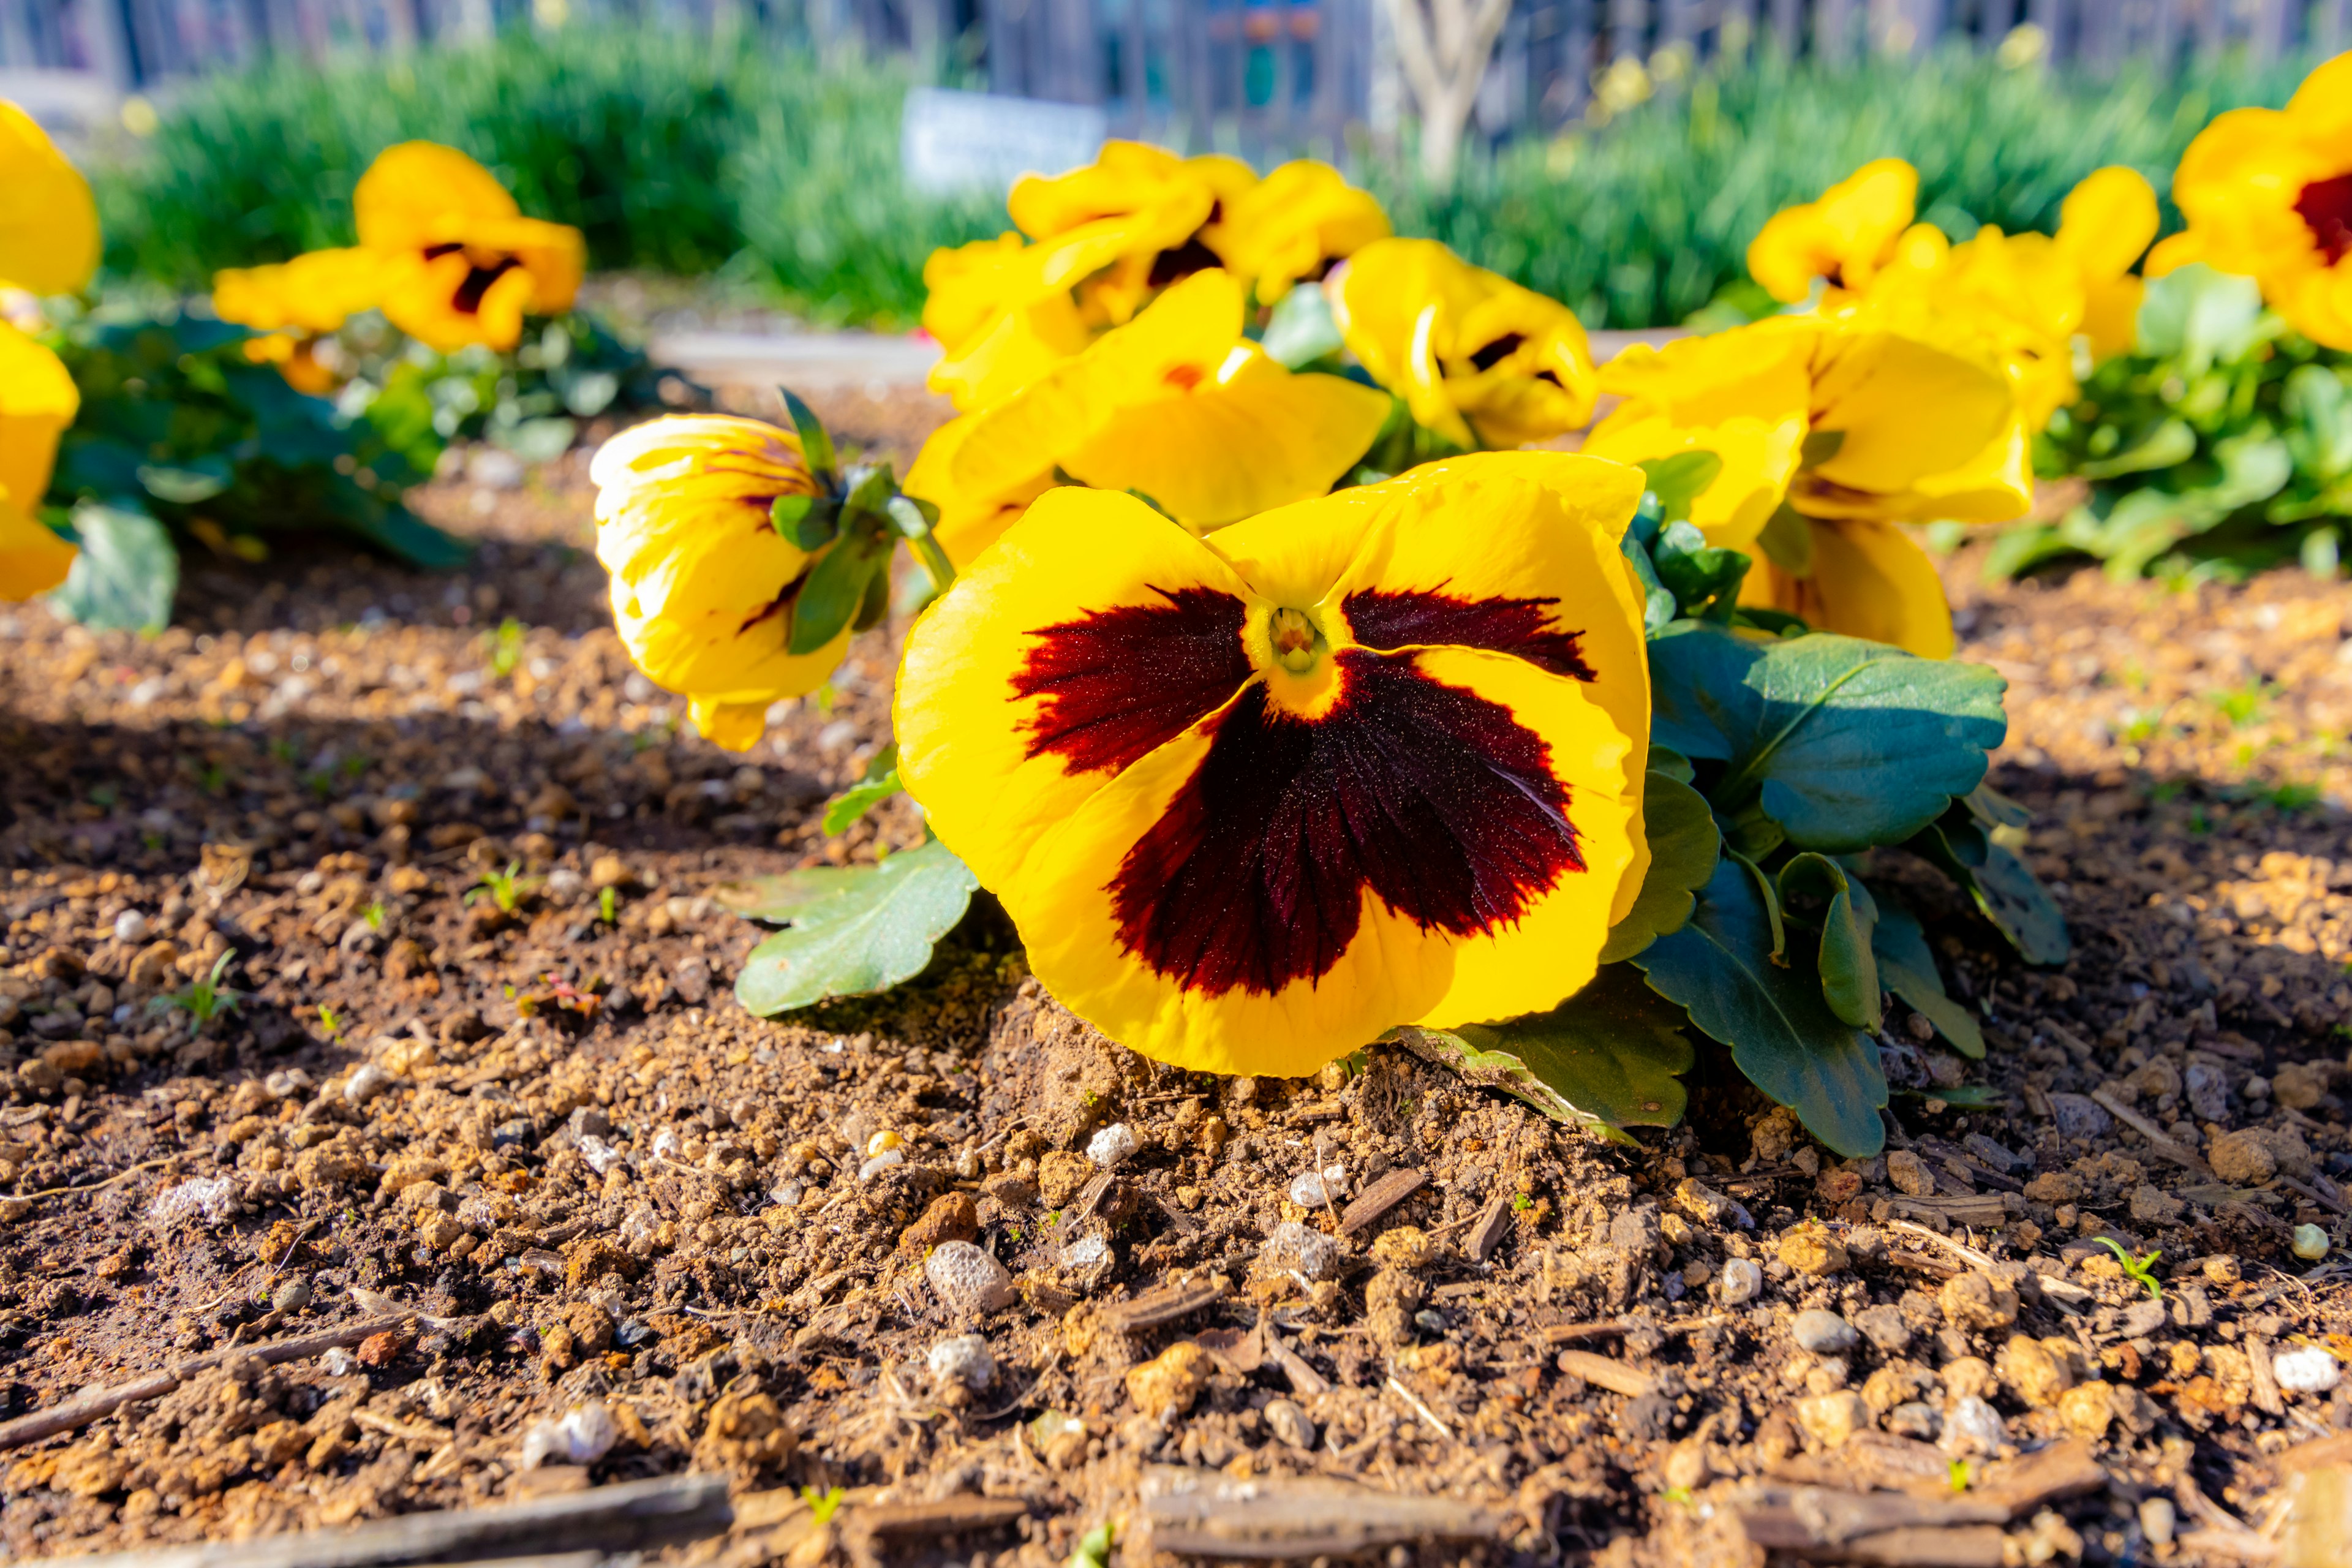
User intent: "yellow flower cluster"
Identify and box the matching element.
[213,142,586,361]
[0,100,95,601]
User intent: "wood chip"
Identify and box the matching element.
[1467,1191,1513,1263]
[1970,1439,2109,1518]
[1339,1166,1428,1235]
[1887,1194,2010,1227]
[1549,1348,1656,1399]
[1193,1325,1265,1374]
[852,1497,1031,1536]
[1140,1469,1504,1558]
[1102,1276,1226,1333]
[2089,1088,2214,1175]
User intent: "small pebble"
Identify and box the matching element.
[2273,1346,2343,1393]
[864,1129,903,1158]
[1792,1308,1858,1354]
[1259,1221,1341,1283]
[1940,1395,2005,1457]
[859,1148,905,1180]
[1263,1398,1315,1450]
[272,1274,314,1313]
[2138,1497,2176,1548]
[927,1333,995,1392]
[1061,1233,1110,1270]
[2293,1223,2331,1261]
[1288,1165,1346,1207]
[111,910,149,944]
[1719,1257,1763,1305]
[343,1063,391,1105]
[319,1348,360,1376]
[1086,1123,1139,1168]
[924,1240,1016,1317]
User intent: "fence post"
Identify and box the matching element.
[1817,0,1855,62]
[2322,0,2352,53]
[75,0,140,85]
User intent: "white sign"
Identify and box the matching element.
[902,86,1107,197]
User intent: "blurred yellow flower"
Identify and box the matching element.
[2146,51,2352,350]
[894,453,1650,1076]
[2057,165,2161,359]
[1204,159,1390,304]
[1588,315,2028,657]
[1329,238,1599,450]
[1747,158,1919,304]
[908,269,1390,551]
[0,320,80,599]
[213,141,585,355]
[0,99,100,298]
[589,415,846,751]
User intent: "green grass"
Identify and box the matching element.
[94,31,2321,331]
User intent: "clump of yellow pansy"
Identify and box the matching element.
[2146,51,2352,351]
[0,99,95,600]
[214,141,585,361]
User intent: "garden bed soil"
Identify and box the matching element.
[1,410,2350,1566]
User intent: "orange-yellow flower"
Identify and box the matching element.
[2146,51,2352,350]
[590,415,845,752]
[0,99,94,598]
[895,453,1653,1076]
[1329,238,1599,450]
[1204,159,1391,304]
[1,99,101,298]
[1747,159,1919,304]
[213,141,584,355]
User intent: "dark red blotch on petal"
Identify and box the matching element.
[2297,172,2352,266]
[1110,649,1584,997]
[1344,587,1595,680]
[1014,586,1252,775]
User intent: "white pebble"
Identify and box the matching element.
[1792,1309,1857,1354]
[925,1240,1016,1317]
[859,1148,905,1180]
[1259,1221,1341,1282]
[148,1175,237,1229]
[1940,1396,2006,1458]
[577,1134,628,1176]
[1264,1398,1316,1450]
[318,1348,360,1376]
[112,910,149,944]
[1719,1257,1762,1305]
[344,1063,391,1105]
[1086,1123,1139,1168]
[1288,1165,1347,1207]
[1061,1233,1110,1270]
[2274,1346,2343,1394]
[518,1401,617,1469]
[927,1333,995,1392]
[2139,1497,2176,1548]
[2293,1224,2331,1261]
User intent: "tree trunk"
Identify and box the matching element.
[1376,0,1511,194]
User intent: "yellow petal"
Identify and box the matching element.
[353,141,522,250]
[1746,158,1918,302]
[894,487,1259,897]
[927,293,1093,412]
[1008,140,1216,239]
[0,99,100,296]
[2286,50,2352,143]
[0,323,78,514]
[1743,517,1953,658]
[904,412,1057,566]
[1063,350,1390,530]
[212,247,390,336]
[1806,330,2013,496]
[2143,230,2206,280]
[689,697,772,752]
[2057,166,2160,283]
[0,491,75,601]
[2079,274,2145,361]
[1207,159,1391,303]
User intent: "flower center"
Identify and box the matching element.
[1268,606,1325,673]
[2297,172,2352,266]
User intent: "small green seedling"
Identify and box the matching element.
[1068,1521,1115,1568]
[362,899,385,931]
[799,1486,846,1525]
[490,617,526,679]
[599,884,618,924]
[153,951,241,1033]
[1948,1459,1970,1493]
[1512,1193,1534,1213]
[318,1003,344,1040]
[467,861,530,912]
[2096,1237,2164,1300]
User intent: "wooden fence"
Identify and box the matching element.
[6,0,2351,143]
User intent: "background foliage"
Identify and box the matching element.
[96,30,2317,332]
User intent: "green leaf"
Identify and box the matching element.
[781,387,837,483]
[733,839,979,1015]
[1599,771,1722,963]
[823,744,902,834]
[1869,898,1985,1058]
[1392,966,1692,1134]
[1260,284,1346,368]
[1649,624,2008,853]
[1633,858,1888,1156]
[48,503,178,633]
[2075,418,2195,481]
[788,534,887,655]
[772,494,841,550]
[1649,520,1751,621]
[1635,451,1722,524]
[2134,263,2272,374]
[135,456,233,504]
[1648,744,1695,784]
[1778,851,1880,1031]
[1619,526,1679,636]
[1905,805,2071,966]
[1799,428,1846,468]
[1755,500,1814,574]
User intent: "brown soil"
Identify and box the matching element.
[0,417,2348,1566]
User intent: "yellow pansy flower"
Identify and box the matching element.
[2057,166,2161,360]
[1,99,101,297]
[213,141,585,355]
[908,269,1390,549]
[1588,315,2028,657]
[1329,238,1599,450]
[2146,51,2352,349]
[894,452,1653,1076]
[589,415,850,752]
[0,322,80,600]
[1204,159,1391,304]
[1746,158,1919,303]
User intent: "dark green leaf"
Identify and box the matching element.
[1260,284,1346,368]
[733,838,979,1014]
[1633,858,1888,1156]
[1869,898,1985,1058]
[1635,450,1722,524]
[1619,526,1679,636]
[1649,624,2008,853]
[788,535,886,655]
[1392,965,1692,1133]
[48,503,178,633]
[1755,500,1814,573]
[1649,521,1751,622]
[823,744,902,835]
[1778,851,1880,1031]
[2075,418,2196,481]
[773,494,841,550]
[780,386,836,482]
[1800,429,1846,468]
[851,553,891,632]
[1907,807,2071,966]
[1648,745,1695,784]
[1599,771,1721,963]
